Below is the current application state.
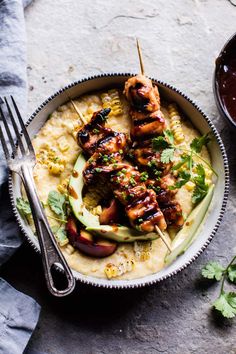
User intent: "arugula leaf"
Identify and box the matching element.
[228,264,236,283]
[192,164,209,204]
[169,170,190,190]
[190,133,211,153]
[213,292,236,318]
[47,191,66,218]
[16,197,31,217]
[201,261,224,281]
[161,148,175,163]
[152,136,170,151]
[164,130,174,144]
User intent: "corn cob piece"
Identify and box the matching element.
[168,103,185,143]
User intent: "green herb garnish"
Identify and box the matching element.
[130,177,137,186]
[192,164,209,205]
[169,170,190,190]
[202,257,236,318]
[47,191,66,218]
[16,197,31,217]
[190,133,211,153]
[140,171,149,182]
[160,148,175,164]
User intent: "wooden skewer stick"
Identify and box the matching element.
[136,38,145,76]
[155,226,172,252]
[70,98,87,125]
[136,39,171,252]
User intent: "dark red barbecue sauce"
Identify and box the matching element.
[216,40,236,122]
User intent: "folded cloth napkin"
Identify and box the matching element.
[0,1,41,354]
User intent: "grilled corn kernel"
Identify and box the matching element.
[40,142,50,150]
[57,177,69,194]
[87,106,94,115]
[65,244,75,255]
[71,124,81,140]
[58,136,70,152]
[168,103,185,143]
[48,162,64,175]
[104,259,135,279]
[185,181,195,191]
[104,265,115,279]
[101,89,123,116]
[205,168,213,179]
[134,241,152,261]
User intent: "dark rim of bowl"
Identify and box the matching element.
[8,72,230,289]
[213,32,236,128]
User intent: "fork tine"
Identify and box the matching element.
[4,97,25,155]
[10,96,34,155]
[0,104,17,156]
[0,125,10,160]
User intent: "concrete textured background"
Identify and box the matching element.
[1,0,236,353]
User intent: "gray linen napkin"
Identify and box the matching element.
[0,1,41,354]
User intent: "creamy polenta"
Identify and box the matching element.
[25,89,212,280]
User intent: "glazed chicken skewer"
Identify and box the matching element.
[77,109,168,232]
[70,99,171,252]
[124,40,184,230]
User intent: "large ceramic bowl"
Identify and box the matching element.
[9,73,229,288]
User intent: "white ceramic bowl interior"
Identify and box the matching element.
[10,74,229,288]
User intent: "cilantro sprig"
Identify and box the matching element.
[47,190,68,220]
[152,131,214,204]
[202,256,236,318]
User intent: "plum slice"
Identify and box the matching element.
[66,216,117,258]
[99,198,121,225]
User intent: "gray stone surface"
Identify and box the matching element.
[1,0,236,353]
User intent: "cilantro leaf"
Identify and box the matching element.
[213,292,236,318]
[202,261,225,281]
[164,130,174,144]
[47,191,66,218]
[190,133,211,153]
[192,164,209,204]
[169,170,190,190]
[172,154,191,171]
[51,225,68,246]
[152,136,170,151]
[161,148,175,163]
[16,197,31,217]
[228,264,236,283]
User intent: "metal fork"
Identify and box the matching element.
[0,96,75,297]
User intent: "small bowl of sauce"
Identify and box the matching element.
[214,32,236,128]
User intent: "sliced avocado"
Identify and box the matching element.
[86,225,158,243]
[165,184,214,265]
[69,153,158,243]
[69,153,100,228]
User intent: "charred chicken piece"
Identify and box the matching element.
[124,74,160,112]
[145,177,184,228]
[77,109,167,232]
[124,75,166,139]
[130,110,166,138]
[130,140,172,177]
